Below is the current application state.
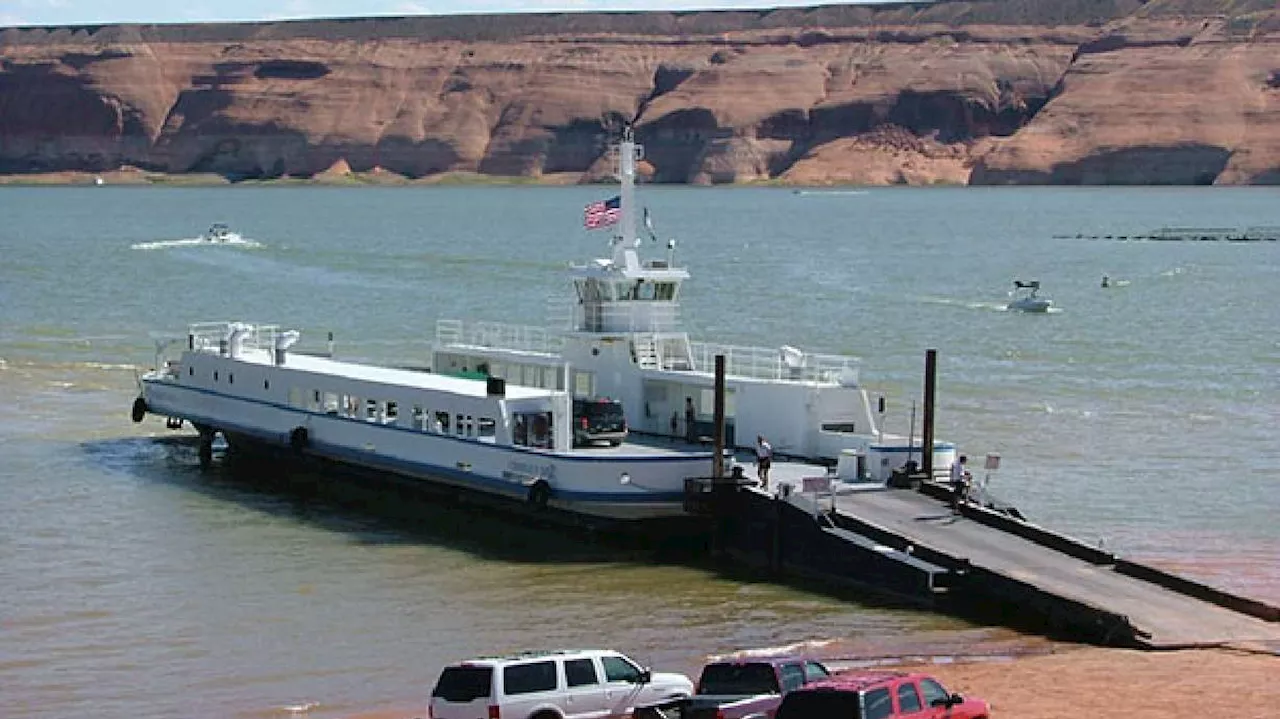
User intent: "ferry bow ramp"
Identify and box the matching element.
[686,472,1280,649]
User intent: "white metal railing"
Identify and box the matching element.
[186,321,284,354]
[688,341,860,384]
[546,301,683,335]
[435,319,564,355]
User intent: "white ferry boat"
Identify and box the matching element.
[130,128,953,527]
[132,322,713,524]
[430,128,954,483]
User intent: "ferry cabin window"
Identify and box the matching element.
[477,417,496,439]
[435,412,450,433]
[324,392,340,414]
[573,371,594,398]
[513,415,529,445]
[529,413,552,448]
[289,387,306,409]
[385,402,398,424]
[343,395,360,418]
[412,405,425,430]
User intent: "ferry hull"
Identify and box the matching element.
[142,380,711,524]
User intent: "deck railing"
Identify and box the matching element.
[688,341,860,384]
[435,319,564,355]
[187,321,284,354]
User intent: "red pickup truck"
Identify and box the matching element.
[679,656,832,719]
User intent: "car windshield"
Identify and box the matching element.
[432,666,493,703]
[698,663,780,695]
[777,689,863,719]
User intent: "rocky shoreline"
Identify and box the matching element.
[1,0,1277,186]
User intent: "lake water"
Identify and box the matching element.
[1,184,1277,718]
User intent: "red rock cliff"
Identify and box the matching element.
[0,0,1276,185]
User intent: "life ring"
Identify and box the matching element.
[130,397,148,423]
[289,426,309,453]
[527,481,551,509]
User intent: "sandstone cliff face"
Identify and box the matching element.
[0,0,1276,185]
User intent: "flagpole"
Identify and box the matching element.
[619,125,638,250]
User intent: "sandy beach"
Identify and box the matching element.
[342,645,1280,719]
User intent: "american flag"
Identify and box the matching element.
[583,195,622,230]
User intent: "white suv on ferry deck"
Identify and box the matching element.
[429,648,693,719]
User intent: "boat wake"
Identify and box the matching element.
[921,296,1009,312]
[792,189,869,196]
[131,237,264,250]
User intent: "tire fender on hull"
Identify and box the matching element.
[290,426,309,454]
[130,397,148,423]
[528,480,551,510]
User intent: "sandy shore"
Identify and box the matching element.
[340,645,1280,719]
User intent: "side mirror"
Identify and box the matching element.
[949,693,964,706]
[637,669,652,684]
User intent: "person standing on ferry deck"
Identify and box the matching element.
[755,435,773,490]
[684,397,697,444]
[949,455,971,510]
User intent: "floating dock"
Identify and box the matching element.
[686,470,1280,649]
[1054,226,1279,242]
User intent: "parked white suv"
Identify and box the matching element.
[429,648,694,719]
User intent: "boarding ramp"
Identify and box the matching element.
[827,487,1280,648]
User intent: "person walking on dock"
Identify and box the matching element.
[949,454,971,511]
[755,435,773,490]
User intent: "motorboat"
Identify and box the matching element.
[201,223,242,243]
[1007,280,1053,313]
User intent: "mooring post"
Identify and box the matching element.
[713,354,726,480]
[921,349,937,479]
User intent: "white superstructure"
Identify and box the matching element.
[134,321,713,523]
[432,128,954,482]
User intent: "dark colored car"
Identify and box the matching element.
[776,671,989,719]
[681,656,831,719]
[573,397,628,447]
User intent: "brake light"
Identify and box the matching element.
[715,710,726,719]
[488,705,500,719]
